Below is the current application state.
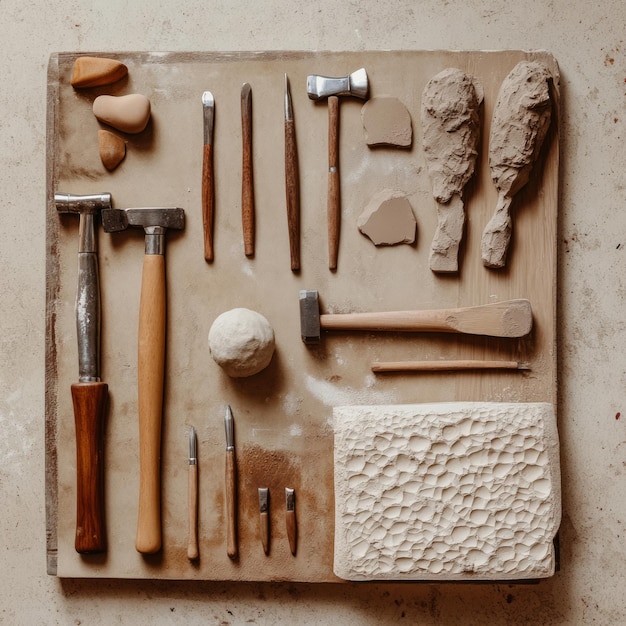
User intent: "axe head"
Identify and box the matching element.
[306,67,369,101]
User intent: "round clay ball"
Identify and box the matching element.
[208,308,275,378]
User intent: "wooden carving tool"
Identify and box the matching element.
[299,289,533,344]
[201,91,215,262]
[241,83,254,257]
[285,487,297,556]
[284,74,300,271]
[187,426,199,560]
[259,487,270,555]
[371,360,530,373]
[224,405,238,559]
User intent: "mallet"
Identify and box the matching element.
[102,206,184,554]
[299,290,532,344]
[307,68,369,270]
[55,191,112,554]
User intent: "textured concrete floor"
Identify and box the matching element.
[2,0,626,623]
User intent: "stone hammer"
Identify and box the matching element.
[307,68,369,270]
[299,290,533,344]
[55,191,112,554]
[102,205,184,554]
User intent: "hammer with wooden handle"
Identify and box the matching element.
[307,68,368,270]
[102,206,184,554]
[299,290,532,344]
[55,191,112,554]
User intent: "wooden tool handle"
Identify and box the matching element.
[260,510,269,555]
[225,449,238,559]
[201,142,214,262]
[241,93,254,257]
[327,95,340,270]
[371,359,523,372]
[320,299,532,338]
[286,509,297,556]
[284,117,300,271]
[187,463,199,560]
[135,254,166,554]
[71,381,108,554]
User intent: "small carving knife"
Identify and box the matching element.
[284,73,300,271]
[187,426,199,560]
[241,83,255,257]
[259,487,270,555]
[224,405,238,559]
[201,91,215,262]
[285,487,297,556]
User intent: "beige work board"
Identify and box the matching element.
[45,50,559,581]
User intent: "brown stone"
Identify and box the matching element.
[70,56,128,88]
[93,94,151,134]
[98,130,126,170]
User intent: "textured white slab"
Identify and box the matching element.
[333,403,561,581]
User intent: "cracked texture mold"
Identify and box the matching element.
[333,402,560,581]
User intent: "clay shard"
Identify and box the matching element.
[421,68,482,273]
[98,130,126,170]
[361,96,412,147]
[357,190,416,246]
[481,61,553,269]
[93,94,151,134]
[70,56,128,88]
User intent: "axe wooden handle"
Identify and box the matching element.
[327,95,340,270]
[135,253,166,554]
[201,142,214,262]
[71,381,108,553]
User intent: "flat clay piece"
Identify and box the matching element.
[70,56,128,88]
[93,94,151,134]
[98,129,126,170]
[481,61,552,268]
[357,190,416,246]
[333,402,561,581]
[361,96,412,147]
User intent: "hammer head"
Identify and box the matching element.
[101,207,185,233]
[55,192,112,215]
[299,290,321,344]
[306,67,368,101]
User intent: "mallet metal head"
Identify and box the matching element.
[55,192,112,215]
[306,67,369,101]
[299,289,321,344]
[102,206,184,255]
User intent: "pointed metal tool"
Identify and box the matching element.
[285,487,297,556]
[259,487,270,555]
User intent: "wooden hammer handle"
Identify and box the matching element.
[71,381,108,554]
[327,95,340,270]
[135,253,166,554]
[201,142,214,262]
